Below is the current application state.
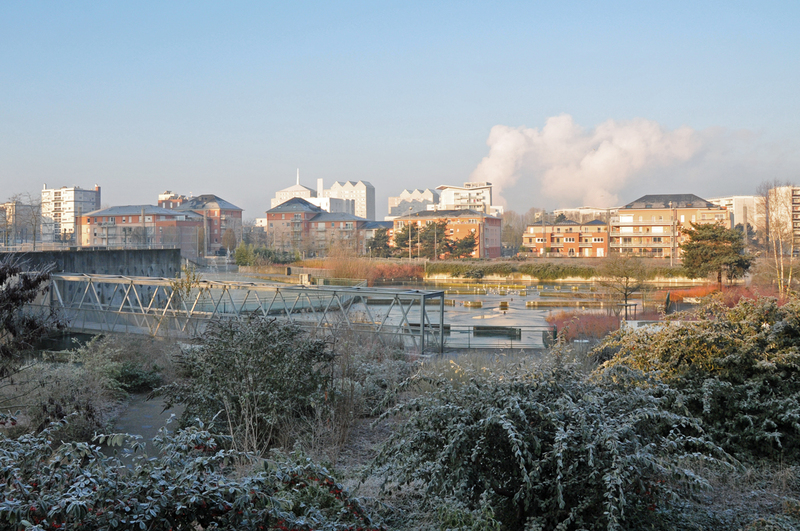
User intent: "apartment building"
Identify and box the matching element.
[77,205,203,256]
[41,184,101,242]
[323,180,376,220]
[610,194,731,258]
[435,182,503,216]
[269,175,373,219]
[707,195,763,230]
[159,193,243,254]
[522,219,609,257]
[391,209,502,259]
[552,206,615,224]
[264,197,371,255]
[269,171,317,209]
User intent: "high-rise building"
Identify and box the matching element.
[41,184,101,242]
[707,195,764,233]
[435,182,503,216]
[323,180,376,220]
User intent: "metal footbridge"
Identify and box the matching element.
[45,274,447,354]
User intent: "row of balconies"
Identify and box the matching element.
[611,241,673,248]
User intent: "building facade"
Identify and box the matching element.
[160,193,243,254]
[264,197,372,256]
[77,205,203,256]
[610,194,731,258]
[41,184,101,242]
[435,182,503,216]
[707,195,763,231]
[552,206,615,224]
[392,209,502,259]
[522,219,609,257]
[323,180,376,220]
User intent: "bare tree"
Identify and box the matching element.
[758,180,797,296]
[597,253,648,319]
[8,193,43,250]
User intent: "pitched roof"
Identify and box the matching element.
[394,209,497,221]
[174,194,243,212]
[623,194,716,209]
[83,205,202,218]
[309,212,369,223]
[582,219,607,226]
[364,221,393,230]
[279,183,316,193]
[266,197,324,214]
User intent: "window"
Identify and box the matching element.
[653,237,662,243]
[593,237,604,242]
[623,237,632,244]
[565,237,575,243]
[535,237,544,243]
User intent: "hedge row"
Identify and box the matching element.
[426,261,686,280]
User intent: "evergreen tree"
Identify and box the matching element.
[680,222,753,287]
[367,227,392,257]
[453,231,478,258]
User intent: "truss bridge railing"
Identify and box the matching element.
[45,274,446,353]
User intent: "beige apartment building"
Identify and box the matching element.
[610,194,731,258]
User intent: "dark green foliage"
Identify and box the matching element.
[374,361,723,530]
[391,222,420,259]
[154,318,334,454]
[419,220,454,259]
[424,261,686,281]
[116,361,162,393]
[599,296,800,461]
[680,222,753,286]
[453,232,478,258]
[368,227,393,258]
[0,256,60,380]
[235,244,297,266]
[0,421,382,530]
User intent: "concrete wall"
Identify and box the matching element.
[4,249,182,278]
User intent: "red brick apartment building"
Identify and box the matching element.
[522,219,609,257]
[77,205,203,256]
[158,192,243,254]
[264,197,371,255]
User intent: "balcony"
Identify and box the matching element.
[611,241,672,248]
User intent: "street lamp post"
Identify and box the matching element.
[408,207,413,260]
[669,201,675,267]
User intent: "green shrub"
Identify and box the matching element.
[597,296,800,461]
[373,360,723,530]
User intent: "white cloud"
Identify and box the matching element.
[470,114,702,208]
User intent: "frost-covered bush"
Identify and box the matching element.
[154,318,334,455]
[0,420,382,530]
[373,361,723,530]
[598,296,800,461]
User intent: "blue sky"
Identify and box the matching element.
[2,1,798,217]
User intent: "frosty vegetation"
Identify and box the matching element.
[2,279,800,528]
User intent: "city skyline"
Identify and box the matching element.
[2,2,799,218]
